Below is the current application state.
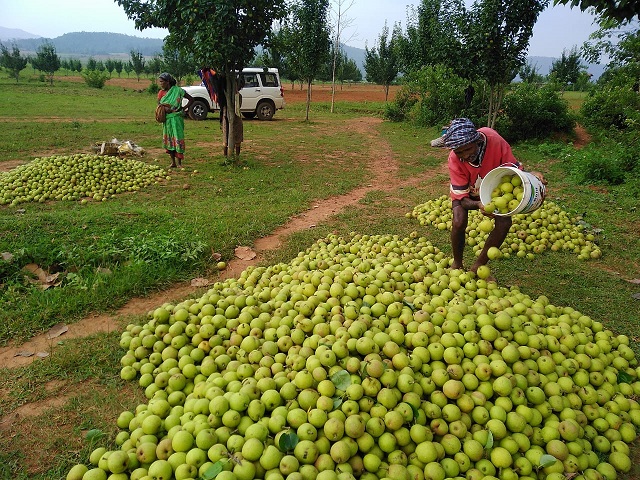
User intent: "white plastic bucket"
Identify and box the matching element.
[479,166,546,216]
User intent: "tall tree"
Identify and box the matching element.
[465,0,548,128]
[398,0,467,76]
[287,0,332,120]
[329,0,356,112]
[519,61,545,83]
[31,42,60,85]
[553,0,640,22]
[116,0,287,159]
[0,42,28,83]
[114,59,124,77]
[129,49,146,82]
[549,47,586,87]
[162,41,197,84]
[364,23,400,101]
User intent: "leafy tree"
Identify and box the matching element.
[123,61,133,77]
[397,0,468,76]
[146,55,163,78]
[285,0,332,120]
[364,23,400,101]
[553,0,640,23]
[116,0,288,158]
[334,51,362,84]
[253,27,289,76]
[583,18,640,70]
[0,42,28,82]
[105,59,116,77]
[114,59,124,77]
[129,50,146,82]
[465,0,548,128]
[31,42,61,85]
[162,41,197,84]
[549,47,586,87]
[519,61,545,83]
[96,60,106,72]
[86,58,98,71]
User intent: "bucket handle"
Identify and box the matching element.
[501,162,520,169]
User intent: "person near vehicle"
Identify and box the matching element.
[432,117,545,273]
[157,72,193,168]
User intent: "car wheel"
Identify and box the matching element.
[188,100,209,120]
[256,101,275,121]
[242,112,256,119]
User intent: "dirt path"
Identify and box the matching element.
[0,116,447,369]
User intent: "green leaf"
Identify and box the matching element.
[278,432,299,452]
[201,460,224,480]
[331,369,351,390]
[485,430,494,449]
[409,403,420,422]
[402,299,416,311]
[333,396,343,409]
[617,371,633,384]
[539,454,558,468]
[85,429,105,442]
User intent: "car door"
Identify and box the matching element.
[239,72,260,112]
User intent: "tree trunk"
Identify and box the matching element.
[487,84,505,129]
[226,74,236,161]
[305,80,312,121]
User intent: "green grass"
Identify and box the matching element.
[1,74,639,480]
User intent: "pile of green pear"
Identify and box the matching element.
[67,233,636,480]
[0,153,168,205]
[409,195,602,261]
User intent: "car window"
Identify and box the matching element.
[243,73,259,88]
[260,73,279,87]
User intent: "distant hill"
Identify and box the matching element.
[1,29,604,79]
[0,26,41,41]
[4,31,165,57]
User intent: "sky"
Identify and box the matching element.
[3,0,599,58]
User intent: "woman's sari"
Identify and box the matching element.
[158,85,186,158]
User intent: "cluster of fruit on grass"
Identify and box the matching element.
[409,195,602,261]
[66,232,639,480]
[0,153,168,206]
[484,175,525,215]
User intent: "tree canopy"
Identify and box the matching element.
[31,42,60,85]
[282,0,331,120]
[364,24,400,101]
[554,0,640,22]
[116,0,287,74]
[0,42,28,83]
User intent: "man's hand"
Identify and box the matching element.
[531,171,547,185]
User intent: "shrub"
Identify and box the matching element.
[383,65,477,126]
[495,82,575,142]
[147,81,160,95]
[581,84,640,131]
[82,70,109,89]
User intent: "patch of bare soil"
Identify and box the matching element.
[0,115,443,369]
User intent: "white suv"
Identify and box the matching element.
[182,67,285,121]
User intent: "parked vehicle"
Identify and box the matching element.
[182,67,285,121]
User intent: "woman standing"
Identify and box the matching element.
[157,72,193,168]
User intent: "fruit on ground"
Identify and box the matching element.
[76,233,635,480]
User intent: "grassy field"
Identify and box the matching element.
[0,76,639,479]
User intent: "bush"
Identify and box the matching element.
[384,65,477,126]
[146,81,160,95]
[581,83,640,131]
[495,82,575,142]
[82,70,109,89]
